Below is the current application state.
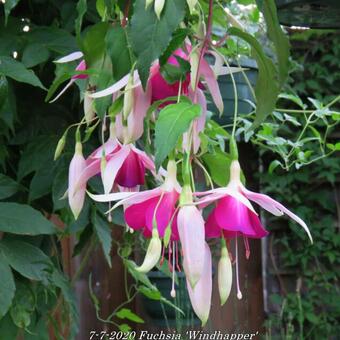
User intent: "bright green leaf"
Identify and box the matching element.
[202,151,231,186]
[155,102,201,169]
[116,308,144,323]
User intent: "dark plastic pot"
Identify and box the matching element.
[207,57,258,126]
[275,0,340,29]
[141,271,200,327]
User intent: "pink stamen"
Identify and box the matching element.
[244,236,250,260]
[235,238,242,300]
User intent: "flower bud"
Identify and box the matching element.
[190,49,200,90]
[154,0,165,19]
[84,91,96,124]
[135,229,162,273]
[218,246,232,306]
[123,75,134,120]
[54,134,66,160]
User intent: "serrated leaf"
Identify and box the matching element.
[0,255,15,319]
[92,210,112,267]
[0,56,45,90]
[130,0,186,88]
[116,308,144,323]
[0,203,57,235]
[155,102,201,169]
[229,27,279,128]
[0,239,52,281]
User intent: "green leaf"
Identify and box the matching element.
[0,255,15,319]
[17,135,57,180]
[259,0,290,86]
[75,0,87,39]
[3,0,20,25]
[116,308,144,324]
[0,56,45,90]
[279,93,305,109]
[81,22,109,69]
[124,259,155,289]
[0,239,52,281]
[155,102,201,169]
[0,75,8,111]
[93,71,113,120]
[268,159,282,174]
[29,165,55,202]
[130,0,186,88]
[0,203,57,235]
[105,26,134,80]
[202,151,231,186]
[9,281,35,329]
[229,27,279,128]
[0,174,20,200]
[92,210,112,267]
[22,43,50,68]
[159,28,190,66]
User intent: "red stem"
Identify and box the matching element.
[121,0,131,27]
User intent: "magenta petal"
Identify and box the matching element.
[144,190,179,237]
[205,209,222,238]
[214,196,266,238]
[124,198,154,230]
[72,60,87,80]
[186,242,212,326]
[116,148,145,188]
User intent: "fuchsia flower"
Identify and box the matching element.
[89,160,181,239]
[51,52,88,102]
[198,160,313,244]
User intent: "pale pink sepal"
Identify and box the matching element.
[75,158,101,192]
[68,146,87,219]
[243,188,313,243]
[88,138,118,160]
[178,205,206,288]
[200,58,224,114]
[55,51,84,63]
[102,146,130,193]
[186,242,212,326]
[90,70,140,99]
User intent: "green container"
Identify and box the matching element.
[142,271,200,328]
[208,57,258,126]
[275,0,340,28]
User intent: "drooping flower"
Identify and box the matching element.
[68,142,86,219]
[198,159,313,243]
[50,52,88,103]
[89,159,181,239]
